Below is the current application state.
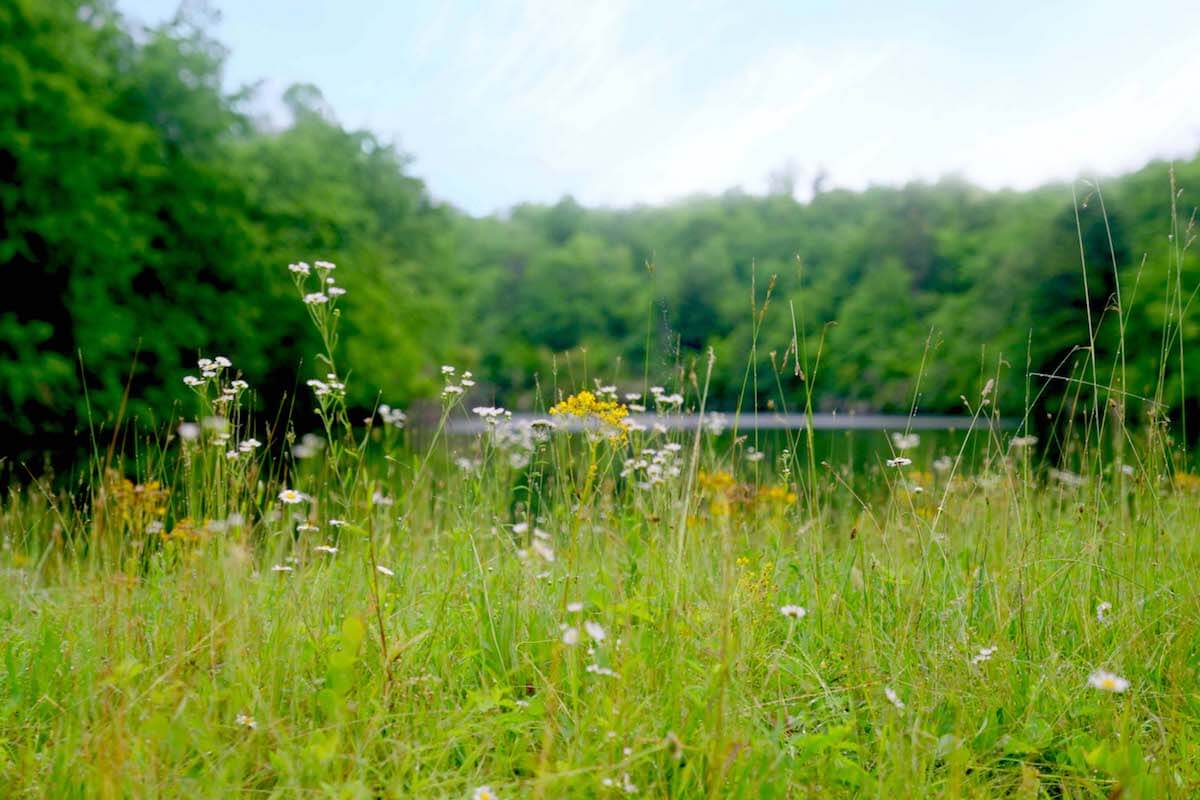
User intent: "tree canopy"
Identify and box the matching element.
[2,0,1198,463]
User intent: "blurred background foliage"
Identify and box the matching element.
[2,0,1198,462]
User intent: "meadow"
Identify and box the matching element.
[1,260,1198,799]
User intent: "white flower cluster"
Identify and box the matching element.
[620,443,683,490]
[440,365,475,397]
[307,373,345,399]
[377,404,407,428]
[292,432,325,459]
[891,432,920,451]
[291,261,343,303]
[490,417,552,469]
[703,411,729,436]
[182,356,247,401]
[472,406,509,424]
[649,385,684,409]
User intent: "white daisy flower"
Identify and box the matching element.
[584,621,606,642]
[303,292,329,305]
[780,604,807,620]
[314,545,338,554]
[277,489,306,504]
[288,262,311,275]
[970,645,998,665]
[1088,669,1129,693]
[886,457,913,467]
[235,713,257,729]
[561,626,580,645]
[585,664,619,678]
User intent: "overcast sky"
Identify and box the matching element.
[118,0,1200,215]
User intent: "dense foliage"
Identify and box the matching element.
[2,0,1198,465]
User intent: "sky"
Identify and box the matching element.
[117,0,1200,215]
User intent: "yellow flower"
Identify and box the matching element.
[1174,473,1200,493]
[549,391,629,435]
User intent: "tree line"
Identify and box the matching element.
[2,1,1198,463]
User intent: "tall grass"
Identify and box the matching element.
[0,188,1198,799]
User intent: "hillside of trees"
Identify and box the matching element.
[3,0,1199,462]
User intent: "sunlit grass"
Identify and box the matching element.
[1,258,1199,798]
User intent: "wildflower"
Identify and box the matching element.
[704,411,729,435]
[745,447,765,463]
[177,422,201,441]
[970,645,998,665]
[780,604,807,620]
[377,404,407,428]
[314,544,338,554]
[235,713,257,729]
[230,379,249,392]
[1049,468,1084,487]
[584,621,606,642]
[567,601,584,613]
[884,686,905,710]
[327,286,346,297]
[550,390,630,433]
[271,564,293,573]
[238,438,261,453]
[932,455,954,473]
[1096,601,1112,624]
[377,565,395,577]
[531,539,555,563]
[471,787,496,800]
[372,491,395,507]
[585,664,619,678]
[532,527,551,541]
[443,384,464,397]
[1010,435,1039,448]
[886,457,912,467]
[213,356,232,368]
[183,375,203,387]
[288,262,311,275]
[278,489,306,505]
[303,292,329,305]
[891,432,920,451]
[297,523,319,533]
[314,260,336,271]
[330,519,348,527]
[1088,669,1129,693]
[441,365,456,375]
[473,406,507,422]
[292,432,325,459]
[224,450,239,460]
[561,626,580,645]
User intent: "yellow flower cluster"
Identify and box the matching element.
[549,391,629,431]
[1174,473,1200,493]
[104,470,168,530]
[757,485,798,505]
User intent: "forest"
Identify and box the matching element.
[4,0,1198,461]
